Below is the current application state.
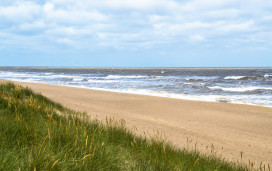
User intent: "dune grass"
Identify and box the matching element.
[0,82,248,170]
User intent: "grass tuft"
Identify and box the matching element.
[0,82,248,170]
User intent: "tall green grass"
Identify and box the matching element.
[0,82,248,170]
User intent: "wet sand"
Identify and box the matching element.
[2,80,272,165]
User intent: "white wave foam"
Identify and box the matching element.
[0,72,34,78]
[0,72,82,82]
[44,72,54,75]
[183,83,193,85]
[185,76,218,81]
[2,78,41,83]
[208,86,272,92]
[50,75,79,78]
[73,78,84,81]
[24,78,41,82]
[224,76,245,80]
[88,80,120,83]
[106,75,163,79]
[87,79,137,83]
[106,75,147,79]
[264,74,272,78]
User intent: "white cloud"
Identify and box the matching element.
[43,2,54,12]
[218,20,255,32]
[205,9,240,19]
[50,0,178,10]
[0,0,271,51]
[149,15,169,23]
[152,21,218,37]
[181,21,216,30]
[262,15,272,21]
[0,1,41,22]
[57,38,75,46]
[190,35,205,42]
[44,9,107,24]
[180,0,239,11]
[46,27,78,35]
[103,0,170,10]
[19,21,46,30]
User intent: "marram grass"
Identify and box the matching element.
[0,82,248,170]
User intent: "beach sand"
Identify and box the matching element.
[2,80,272,165]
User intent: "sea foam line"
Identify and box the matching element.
[80,87,272,108]
[224,76,246,80]
[208,86,272,92]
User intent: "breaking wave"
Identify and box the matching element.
[224,74,271,80]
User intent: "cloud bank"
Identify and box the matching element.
[0,0,272,66]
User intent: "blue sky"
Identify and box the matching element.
[0,0,272,67]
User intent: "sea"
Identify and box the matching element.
[0,67,272,108]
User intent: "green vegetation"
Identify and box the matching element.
[0,82,247,170]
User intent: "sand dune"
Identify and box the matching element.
[2,80,272,165]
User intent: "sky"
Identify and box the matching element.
[0,0,272,67]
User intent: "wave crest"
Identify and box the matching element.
[224,74,271,80]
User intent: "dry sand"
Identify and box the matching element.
[2,80,272,165]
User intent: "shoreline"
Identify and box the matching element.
[1,79,271,108]
[1,79,272,165]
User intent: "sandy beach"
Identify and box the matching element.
[2,80,272,165]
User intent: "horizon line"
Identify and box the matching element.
[1,66,272,69]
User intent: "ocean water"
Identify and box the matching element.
[0,67,272,107]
